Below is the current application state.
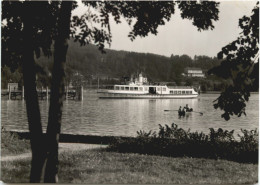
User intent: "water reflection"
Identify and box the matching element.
[1,90,259,137]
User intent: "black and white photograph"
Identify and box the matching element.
[1,0,259,183]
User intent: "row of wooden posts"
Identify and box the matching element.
[6,86,84,101]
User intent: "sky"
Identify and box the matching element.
[73,1,257,58]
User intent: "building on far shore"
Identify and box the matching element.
[7,83,18,91]
[183,67,205,78]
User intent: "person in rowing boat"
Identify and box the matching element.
[182,107,186,116]
[178,106,187,117]
[184,104,193,112]
[178,106,182,116]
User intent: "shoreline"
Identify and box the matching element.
[5,131,133,145]
[2,88,259,93]
[4,129,254,145]
[201,91,259,94]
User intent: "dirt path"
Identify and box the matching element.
[1,143,107,162]
[1,152,31,162]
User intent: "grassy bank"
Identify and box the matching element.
[1,148,258,184]
[1,131,30,156]
[1,127,258,183]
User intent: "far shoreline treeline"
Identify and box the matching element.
[2,39,257,92]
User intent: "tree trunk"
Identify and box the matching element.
[21,2,46,183]
[44,1,73,183]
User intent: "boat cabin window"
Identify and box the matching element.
[144,87,148,91]
[130,87,134,91]
[182,91,185,94]
[186,91,192,94]
[134,87,138,91]
[170,91,173,94]
[125,87,129,90]
[115,86,120,90]
[139,87,143,91]
[157,87,161,91]
[162,87,166,91]
[121,87,125,90]
[178,91,181,94]
[174,91,177,94]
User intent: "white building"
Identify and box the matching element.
[184,67,205,78]
[8,83,18,91]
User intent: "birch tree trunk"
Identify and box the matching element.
[44,1,73,182]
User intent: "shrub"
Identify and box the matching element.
[108,123,258,164]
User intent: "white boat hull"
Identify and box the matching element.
[98,92,198,99]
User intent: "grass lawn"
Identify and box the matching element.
[1,148,258,184]
[1,131,30,156]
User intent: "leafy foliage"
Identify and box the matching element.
[178,1,219,31]
[208,2,259,120]
[209,128,234,142]
[71,1,219,51]
[1,66,23,89]
[2,1,60,68]
[158,123,190,140]
[137,130,156,138]
[109,123,258,163]
[238,129,258,146]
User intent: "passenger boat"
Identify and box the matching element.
[98,85,198,99]
[97,73,199,99]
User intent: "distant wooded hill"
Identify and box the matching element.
[35,39,222,83]
[2,39,223,89]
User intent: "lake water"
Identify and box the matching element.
[1,90,259,137]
